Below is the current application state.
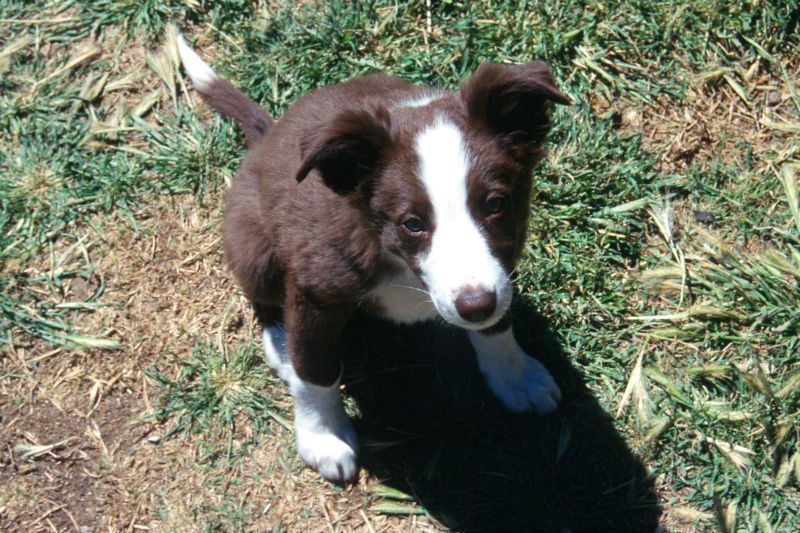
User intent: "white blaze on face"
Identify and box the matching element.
[414,119,512,329]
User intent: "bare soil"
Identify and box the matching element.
[0,195,430,532]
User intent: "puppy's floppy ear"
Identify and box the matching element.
[461,61,570,148]
[296,106,392,195]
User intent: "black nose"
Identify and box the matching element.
[455,288,496,323]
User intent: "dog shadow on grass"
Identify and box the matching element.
[341,302,661,533]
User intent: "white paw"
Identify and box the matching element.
[264,323,359,482]
[485,355,562,414]
[469,328,562,415]
[289,374,359,483]
[296,420,359,483]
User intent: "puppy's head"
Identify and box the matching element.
[297,63,569,330]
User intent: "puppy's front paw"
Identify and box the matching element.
[296,420,359,483]
[469,328,562,415]
[286,370,360,483]
[485,355,562,414]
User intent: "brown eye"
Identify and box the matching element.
[485,195,507,216]
[402,217,425,233]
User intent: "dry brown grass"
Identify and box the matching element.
[592,57,799,175]
[0,193,438,532]
[1,193,236,531]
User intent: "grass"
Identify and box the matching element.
[145,337,290,463]
[1,0,799,531]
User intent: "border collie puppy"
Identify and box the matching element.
[178,35,570,483]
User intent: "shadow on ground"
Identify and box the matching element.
[341,302,661,533]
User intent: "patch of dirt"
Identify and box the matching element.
[0,193,237,531]
[591,57,799,174]
[0,384,158,531]
[0,194,428,532]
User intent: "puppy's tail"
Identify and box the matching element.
[177,34,273,145]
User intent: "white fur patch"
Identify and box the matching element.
[176,34,218,91]
[366,259,436,323]
[262,327,358,482]
[414,119,512,329]
[291,377,359,482]
[468,328,562,414]
[397,92,444,108]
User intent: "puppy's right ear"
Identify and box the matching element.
[296,107,392,195]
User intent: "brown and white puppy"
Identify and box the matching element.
[178,35,570,483]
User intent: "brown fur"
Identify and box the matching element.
[199,65,569,386]
[197,78,273,146]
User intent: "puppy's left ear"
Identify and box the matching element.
[296,106,392,195]
[461,61,570,150]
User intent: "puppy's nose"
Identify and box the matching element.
[455,288,496,323]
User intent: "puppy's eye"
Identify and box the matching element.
[485,195,507,216]
[402,217,425,234]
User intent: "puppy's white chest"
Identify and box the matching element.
[365,266,436,324]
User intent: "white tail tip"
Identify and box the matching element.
[176,33,218,91]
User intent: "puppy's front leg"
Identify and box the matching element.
[264,296,358,483]
[468,325,562,414]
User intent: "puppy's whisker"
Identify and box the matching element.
[387,283,431,295]
[414,298,435,309]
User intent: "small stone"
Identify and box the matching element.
[693,211,715,223]
[767,91,782,106]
